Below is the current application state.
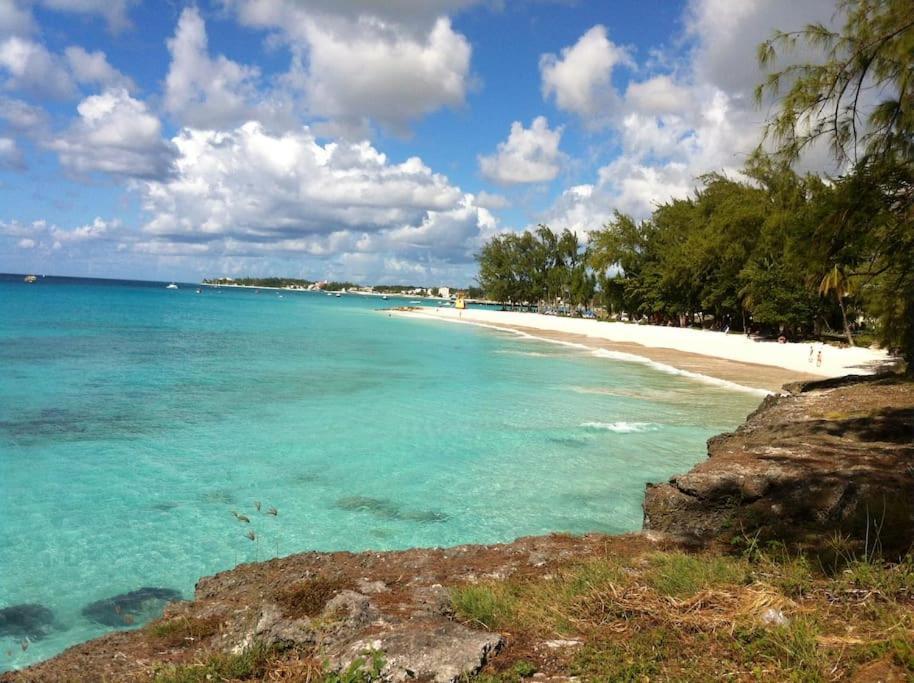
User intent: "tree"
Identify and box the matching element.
[759,0,914,364]
[819,265,855,345]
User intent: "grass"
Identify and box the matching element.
[148,615,222,648]
[152,642,279,683]
[452,548,914,682]
[643,551,751,597]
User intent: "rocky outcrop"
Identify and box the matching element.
[644,374,914,555]
[1,533,671,682]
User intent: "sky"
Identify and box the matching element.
[0,0,840,285]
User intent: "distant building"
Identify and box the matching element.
[438,287,450,298]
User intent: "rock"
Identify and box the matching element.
[241,603,316,651]
[643,374,914,555]
[356,579,389,594]
[333,621,504,683]
[322,591,379,633]
[0,604,55,640]
[542,639,582,649]
[411,585,453,617]
[81,587,182,627]
[761,608,788,626]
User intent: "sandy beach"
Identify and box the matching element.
[395,307,893,393]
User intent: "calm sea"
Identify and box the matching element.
[0,274,759,670]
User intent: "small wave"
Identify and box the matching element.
[495,349,551,357]
[580,421,655,433]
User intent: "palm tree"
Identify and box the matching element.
[819,265,855,346]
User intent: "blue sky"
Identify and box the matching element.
[0,0,837,284]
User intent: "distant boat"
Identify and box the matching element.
[166,283,178,290]
[24,274,37,283]
[382,295,389,300]
[335,293,341,297]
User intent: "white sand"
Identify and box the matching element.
[399,307,891,379]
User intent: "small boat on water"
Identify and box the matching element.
[24,274,37,283]
[382,295,389,300]
[335,293,341,297]
[166,283,178,289]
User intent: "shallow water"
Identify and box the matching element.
[0,275,759,670]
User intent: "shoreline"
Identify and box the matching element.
[392,307,892,393]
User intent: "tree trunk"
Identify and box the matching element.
[838,295,855,346]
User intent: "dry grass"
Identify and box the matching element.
[273,577,352,619]
[148,615,223,648]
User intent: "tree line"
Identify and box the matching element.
[475,0,913,362]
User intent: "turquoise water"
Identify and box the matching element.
[0,275,759,670]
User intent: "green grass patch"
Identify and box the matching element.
[734,620,824,682]
[571,629,669,682]
[450,583,517,630]
[644,552,751,597]
[838,557,914,598]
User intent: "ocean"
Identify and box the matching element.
[0,274,759,670]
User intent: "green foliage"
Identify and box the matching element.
[759,0,914,362]
[758,0,914,167]
[475,225,593,308]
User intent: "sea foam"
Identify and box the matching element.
[580,421,655,433]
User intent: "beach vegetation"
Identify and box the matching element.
[475,0,914,365]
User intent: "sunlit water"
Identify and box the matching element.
[0,275,759,670]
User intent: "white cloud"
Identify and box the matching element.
[164,7,291,130]
[224,1,474,135]
[51,216,123,242]
[475,190,510,210]
[479,116,564,185]
[0,136,24,168]
[624,75,692,116]
[685,0,838,101]
[541,2,841,232]
[539,25,631,123]
[137,121,489,267]
[64,46,134,91]
[0,96,48,139]
[50,88,175,178]
[38,0,136,32]
[0,1,34,38]
[0,36,74,98]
